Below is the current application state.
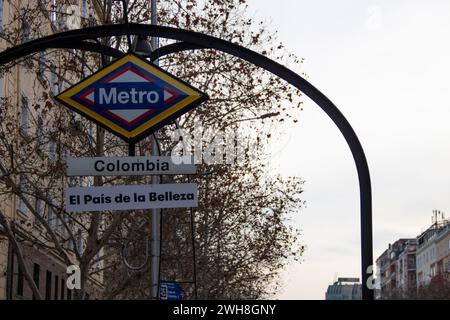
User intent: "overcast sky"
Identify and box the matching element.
[245,0,450,299]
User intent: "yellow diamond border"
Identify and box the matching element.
[56,54,205,141]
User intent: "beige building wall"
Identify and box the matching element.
[416,221,449,286]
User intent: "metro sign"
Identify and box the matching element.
[56,54,208,142]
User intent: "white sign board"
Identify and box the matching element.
[65,183,197,212]
[66,156,196,176]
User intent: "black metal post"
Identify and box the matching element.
[189,207,198,300]
[128,142,136,156]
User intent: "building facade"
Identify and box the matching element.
[435,224,450,279]
[376,238,416,298]
[416,219,449,286]
[376,214,450,299]
[325,277,362,300]
[395,239,417,293]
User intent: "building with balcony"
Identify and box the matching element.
[395,239,417,293]
[376,213,450,299]
[376,238,416,299]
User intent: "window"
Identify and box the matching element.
[58,212,67,237]
[32,263,40,300]
[76,229,83,254]
[55,0,67,31]
[34,197,45,218]
[54,275,59,300]
[45,270,52,300]
[58,77,65,92]
[60,278,65,300]
[48,140,57,162]
[17,175,28,215]
[0,74,4,102]
[0,0,4,30]
[81,0,87,18]
[64,215,74,250]
[16,263,24,296]
[47,205,57,229]
[36,116,44,150]
[431,265,436,278]
[50,0,57,24]
[39,51,46,76]
[50,65,58,95]
[88,123,94,145]
[22,20,31,43]
[20,94,30,133]
[69,220,75,249]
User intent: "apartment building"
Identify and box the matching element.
[395,239,417,292]
[0,0,104,300]
[376,214,450,299]
[376,238,415,298]
[375,248,389,298]
[416,218,450,286]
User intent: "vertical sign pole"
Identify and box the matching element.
[150,0,161,301]
[128,142,135,157]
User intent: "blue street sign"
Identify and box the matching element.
[159,281,185,300]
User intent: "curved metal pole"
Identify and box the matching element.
[149,41,205,62]
[0,24,374,300]
[58,41,124,59]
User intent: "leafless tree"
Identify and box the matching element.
[0,0,305,300]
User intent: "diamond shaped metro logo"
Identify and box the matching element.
[56,54,208,142]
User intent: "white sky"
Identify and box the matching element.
[245,0,450,299]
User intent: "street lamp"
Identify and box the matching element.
[113,1,153,58]
[132,35,152,57]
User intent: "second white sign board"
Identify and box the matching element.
[65,183,198,213]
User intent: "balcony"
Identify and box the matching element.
[407,262,416,270]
